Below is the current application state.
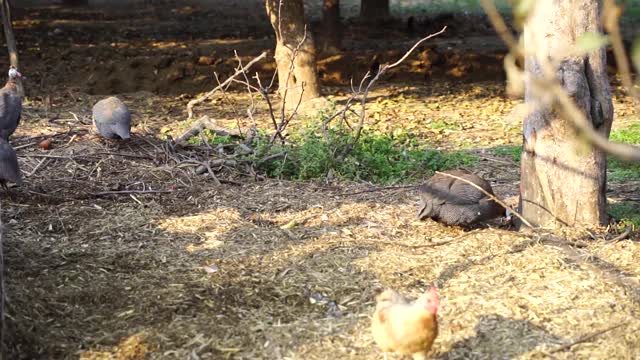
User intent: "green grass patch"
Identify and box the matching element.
[608,124,640,181]
[491,145,522,163]
[610,123,640,144]
[251,121,477,184]
[609,202,640,227]
[608,158,640,181]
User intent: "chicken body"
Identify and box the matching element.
[372,288,439,360]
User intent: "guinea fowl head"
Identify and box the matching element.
[8,66,22,80]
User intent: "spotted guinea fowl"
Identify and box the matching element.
[0,66,23,140]
[0,138,21,190]
[417,170,505,226]
[92,96,131,140]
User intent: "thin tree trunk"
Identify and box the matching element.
[0,0,22,96]
[320,0,342,52]
[519,0,613,227]
[360,0,389,21]
[265,0,321,107]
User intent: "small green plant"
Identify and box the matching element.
[608,201,640,227]
[491,145,522,163]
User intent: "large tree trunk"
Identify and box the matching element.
[265,0,321,107]
[519,0,613,227]
[319,0,342,52]
[360,0,389,20]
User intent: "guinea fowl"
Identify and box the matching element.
[417,170,505,227]
[0,138,21,190]
[92,96,131,140]
[0,66,22,140]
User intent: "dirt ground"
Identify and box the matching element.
[3,1,640,359]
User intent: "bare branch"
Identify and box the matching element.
[186,52,267,119]
[602,0,638,102]
[386,26,447,69]
[336,28,447,160]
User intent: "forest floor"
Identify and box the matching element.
[4,1,640,359]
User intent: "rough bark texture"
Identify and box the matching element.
[360,0,389,20]
[520,0,613,227]
[319,0,342,52]
[265,0,321,107]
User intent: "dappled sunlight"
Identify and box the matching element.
[156,207,242,252]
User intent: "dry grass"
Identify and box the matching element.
[4,107,640,359]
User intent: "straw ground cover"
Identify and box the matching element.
[5,1,640,359]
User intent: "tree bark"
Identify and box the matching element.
[519,0,613,227]
[265,0,321,107]
[360,0,389,21]
[319,0,342,52]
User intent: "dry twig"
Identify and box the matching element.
[548,322,628,354]
[186,52,267,119]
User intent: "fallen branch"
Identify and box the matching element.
[193,159,238,175]
[186,51,267,119]
[548,322,627,354]
[92,190,173,196]
[335,184,416,197]
[608,224,633,242]
[175,116,248,146]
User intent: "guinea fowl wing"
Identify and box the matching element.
[0,88,21,140]
[0,140,21,184]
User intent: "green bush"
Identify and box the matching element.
[609,202,640,227]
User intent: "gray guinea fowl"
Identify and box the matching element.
[0,66,22,140]
[92,96,131,140]
[417,169,505,226]
[0,138,21,190]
